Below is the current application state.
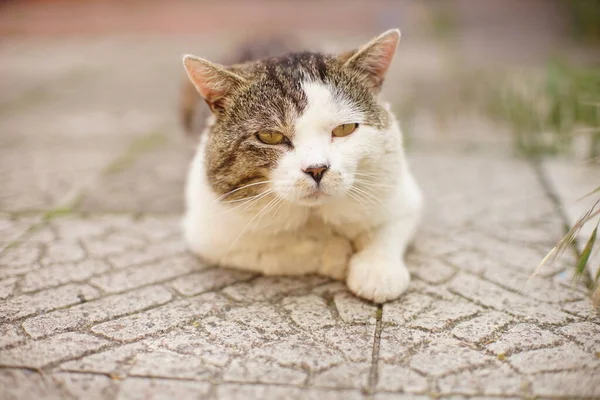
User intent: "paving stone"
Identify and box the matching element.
[409,280,456,301]
[54,372,116,400]
[449,273,575,324]
[0,283,99,322]
[409,299,480,331]
[333,291,377,324]
[60,342,148,374]
[282,294,334,329]
[486,323,562,356]
[0,324,25,349]
[313,363,369,389]
[51,216,124,241]
[0,243,42,267]
[117,378,212,400]
[445,249,505,275]
[92,293,225,341]
[222,276,327,302]
[529,370,600,398]
[250,333,344,372]
[374,395,429,400]
[0,277,18,299]
[226,302,295,340]
[129,350,219,380]
[40,240,86,265]
[0,369,67,400]
[0,215,41,245]
[23,285,173,338]
[437,364,526,396]
[107,239,187,269]
[223,358,307,385]
[0,262,39,279]
[171,267,253,296]
[21,258,110,292]
[382,292,433,325]
[121,216,182,242]
[153,330,233,367]
[82,234,147,258]
[376,364,428,393]
[378,327,429,363]
[562,299,600,319]
[483,267,584,304]
[201,316,269,350]
[311,281,347,297]
[508,344,600,373]
[557,322,600,354]
[410,231,464,257]
[90,254,199,293]
[451,311,514,343]
[323,324,376,362]
[0,332,110,368]
[409,257,456,284]
[410,336,493,376]
[215,384,364,400]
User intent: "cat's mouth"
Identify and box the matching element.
[295,188,330,206]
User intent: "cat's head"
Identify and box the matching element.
[183,29,400,207]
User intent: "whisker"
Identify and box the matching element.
[203,189,275,220]
[222,195,280,260]
[214,180,274,203]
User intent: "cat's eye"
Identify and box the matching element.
[257,131,286,145]
[332,123,358,137]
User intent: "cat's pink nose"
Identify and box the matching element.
[303,164,329,184]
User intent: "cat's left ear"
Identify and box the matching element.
[183,55,246,114]
[339,29,400,92]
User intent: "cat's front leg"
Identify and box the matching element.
[346,212,420,303]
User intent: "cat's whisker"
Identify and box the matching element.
[214,180,275,203]
[350,185,383,206]
[222,195,281,260]
[220,190,275,204]
[205,189,276,220]
[353,179,396,188]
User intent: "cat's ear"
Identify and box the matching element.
[340,29,400,91]
[183,55,246,114]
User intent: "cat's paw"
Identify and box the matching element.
[319,235,353,281]
[346,250,410,303]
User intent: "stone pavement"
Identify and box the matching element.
[1,36,600,400]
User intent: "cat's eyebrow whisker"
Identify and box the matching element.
[215,180,275,203]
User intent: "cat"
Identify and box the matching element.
[181,29,423,303]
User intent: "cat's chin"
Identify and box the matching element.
[292,191,333,207]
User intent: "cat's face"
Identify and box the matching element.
[184,30,399,207]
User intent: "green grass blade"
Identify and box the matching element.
[574,223,598,280]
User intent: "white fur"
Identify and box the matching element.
[183,81,422,303]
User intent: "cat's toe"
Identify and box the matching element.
[346,251,410,303]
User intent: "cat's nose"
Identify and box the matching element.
[303,164,329,184]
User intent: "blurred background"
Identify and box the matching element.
[1,0,599,213]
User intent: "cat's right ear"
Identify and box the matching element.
[183,55,246,114]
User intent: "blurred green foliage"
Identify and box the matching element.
[567,0,600,42]
[488,60,600,157]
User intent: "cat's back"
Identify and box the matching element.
[180,36,300,139]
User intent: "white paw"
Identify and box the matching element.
[319,235,353,281]
[346,250,410,303]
